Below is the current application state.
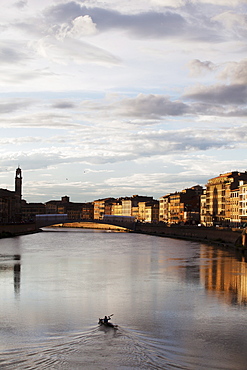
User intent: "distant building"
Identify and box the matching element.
[205,172,247,226]
[93,198,116,220]
[0,167,23,223]
[229,188,240,226]
[122,195,154,218]
[160,185,203,225]
[111,199,123,216]
[200,189,207,226]
[21,201,46,221]
[96,195,158,223]
[0,189,17,223]
[159,194,170,223]
[46,196,93,220]
[138,200,159,223]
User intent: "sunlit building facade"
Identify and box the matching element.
[205,172,247,226]
[138,200,159,223]
[159,194,170,223]
[229,188,240,226]
[93,198,116,220]
[160,186,203,225]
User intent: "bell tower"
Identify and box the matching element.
[15,166,22,200]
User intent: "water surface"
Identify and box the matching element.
[0,228,247,369]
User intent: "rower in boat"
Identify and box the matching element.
[104,315,110,324]
[98,314,118,328]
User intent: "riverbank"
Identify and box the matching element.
[0,222,37,238]
[134,223,244,251]
[57,222,244,251]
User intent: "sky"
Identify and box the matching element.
[0,0,247,203]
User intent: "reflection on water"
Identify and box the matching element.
[0,254,21,295]
[1,237,247,306]
[0,229,247,369]
[199,246,247,305]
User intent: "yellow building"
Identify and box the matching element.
[169,193,181,224]
[122,195,154,219]
[111,201,122,216]
[159,194,170,223]
[138,201,159,223]
[200,189,207,225]
[93,198,116,220]
[160,186,202,225]
[205,172,247,226]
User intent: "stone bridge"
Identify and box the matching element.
[35,214,136,231]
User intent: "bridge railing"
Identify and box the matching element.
[35,214,68,228]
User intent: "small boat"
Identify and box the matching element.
[98,315,118,329]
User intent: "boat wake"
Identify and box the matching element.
[0,324,205,369]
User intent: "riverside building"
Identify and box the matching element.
[0,167,23,223]
[205,172,247,226]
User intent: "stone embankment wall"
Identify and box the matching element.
[134,224,243,248]
[0,223,36,238]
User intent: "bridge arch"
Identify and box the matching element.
[35,214,136,231]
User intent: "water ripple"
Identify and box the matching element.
[0,325,189,369]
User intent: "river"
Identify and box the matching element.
[0,228,247,369]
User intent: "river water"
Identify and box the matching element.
[0,228,247,369]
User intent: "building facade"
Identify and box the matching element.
[159,194,170,223]
[205,172,247,226]
[0,167,23,223]
[229,188,240,226]
[160,186,203,225]
[46,196,93,220]
[93,198,116,220]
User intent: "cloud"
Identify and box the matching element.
[44,3,186,37]
[1,0,246,204]
[109,94,189,119]
[2,123,245,169]
[0,112,80,129]
[185,58,247,114]
[196,0,246,5]
[217,59,247,84]
[213,11,247,31]
[132,125,247,155]
[184,83,247,105]
[0,67,57,85]
[104,171,207,197]
[0,41,31,64]
[188,59,218,77]
[0,99,33,114]
[43,3,224,42]
[188,58,247,84]
[150,0,245,6]
[13,0,27,9]
[150,0,186,7]
[34,36,120,65]
[82,91,247,120]
[0,137,42,145]
[56,15,97,39]
[51,101,77,109]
